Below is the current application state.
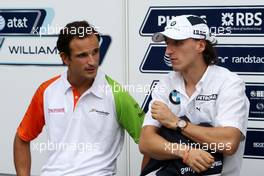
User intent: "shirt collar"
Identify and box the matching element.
[61,69,106,99]
[196,65,211,89]
[170,71,185,94]
[61,71,72,94]
[87,69,105,99]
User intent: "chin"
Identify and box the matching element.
[172,64,187,72]
[86,71,97,79]
[85,74,96,79]
[172,66,181,72]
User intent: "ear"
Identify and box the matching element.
[60,52,70,65]
[196,40,206,54]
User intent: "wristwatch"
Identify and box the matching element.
[176,119,188,132]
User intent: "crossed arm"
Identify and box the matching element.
[151,101,242,155]
[140,125,216,173]
[139,101,242,173]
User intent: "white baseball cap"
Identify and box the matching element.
[152,15,217,44]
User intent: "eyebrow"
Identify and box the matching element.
[75,47,100,56]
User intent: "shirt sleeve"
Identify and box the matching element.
[114,90,144,144]
[105,75,144,144]
[215,78,249,138]
[17,84,45,142]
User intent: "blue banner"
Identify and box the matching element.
[0,9,46,34]
[140,6,264,37]
[140,44,264,75]
[217,44,264,75]
[245,83,264,121]
[244,128,264,159]
[139,44,170,73]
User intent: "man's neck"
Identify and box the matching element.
[182,63,208,86]
[181,63,208,97]
[67,73,94,95]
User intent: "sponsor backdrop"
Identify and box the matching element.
[0,0,128,175]
[128,0,264,176]
[1,0,264,175]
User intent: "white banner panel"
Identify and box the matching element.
[0,0,126,175]
[128,0,264,175]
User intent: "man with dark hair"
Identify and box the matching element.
[139,15,249,176]
[14,20,144,175]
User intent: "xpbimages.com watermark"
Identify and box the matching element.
[32,24,99,37]
[98,82,166,95]
[32,140,100,153]
[164,140,232,154]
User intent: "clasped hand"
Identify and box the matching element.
[151,100,178,129]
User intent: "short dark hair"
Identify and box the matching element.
[202,41,218,65]
[56,20,100,56]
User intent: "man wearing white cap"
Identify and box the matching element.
[139,15,249,176]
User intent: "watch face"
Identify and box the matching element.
[178,120,187,128]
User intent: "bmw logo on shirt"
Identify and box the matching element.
[169,90,180,105]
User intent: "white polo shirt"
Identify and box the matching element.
[17,69,143,176]
[143,65,249,176]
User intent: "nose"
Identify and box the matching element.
[85,49,99,65]
[86,54,97,65]
[165,43,173,56]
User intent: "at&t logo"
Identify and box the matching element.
[0,15,5,30]
[0,15,28,31]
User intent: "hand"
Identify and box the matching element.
[151,101,178,129]
[181,148,214,173]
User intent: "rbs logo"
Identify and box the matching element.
[222,12,262,26]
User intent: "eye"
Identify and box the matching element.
[76,52,88,58]
[75,47,99,59]
[173,40,184,46]
[91,48,99,56]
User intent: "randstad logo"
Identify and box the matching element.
[0,9,46,34]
